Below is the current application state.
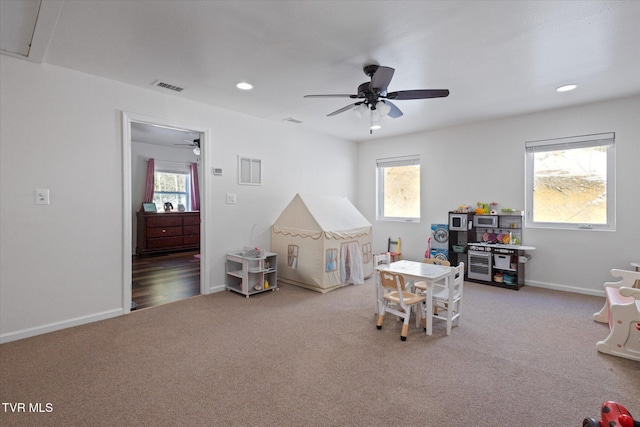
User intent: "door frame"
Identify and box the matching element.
[121,111,212,313]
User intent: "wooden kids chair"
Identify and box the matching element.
[376,271,424,341]
[387,237,401,261]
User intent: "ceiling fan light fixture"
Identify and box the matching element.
[556,84,577,92]
[236,82,253,90]
[376,101,391,116]
[370,124,381,130]
[353,103,368,119]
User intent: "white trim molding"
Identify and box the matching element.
[0,309,122,344]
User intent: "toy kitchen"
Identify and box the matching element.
[448,203,535,290]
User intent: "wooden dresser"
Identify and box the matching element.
[136,211,200,255]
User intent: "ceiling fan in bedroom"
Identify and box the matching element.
[175,137,201,155]
[304,64,449,134]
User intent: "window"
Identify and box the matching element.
[525,133,615,231]
[376,155,420,222]
[153,171,189,211]
[287,245,299,269]
[361,243,372,265]
[325,249,337,272]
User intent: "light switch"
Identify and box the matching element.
[35,188,50,205]
[226,193,236,204]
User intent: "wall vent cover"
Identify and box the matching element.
[283,117,303,124]
[151,80,185,92]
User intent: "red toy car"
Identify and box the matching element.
[583,401,639,427]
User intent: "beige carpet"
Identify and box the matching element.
[1,279,638,426]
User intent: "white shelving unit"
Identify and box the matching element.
[226,251,278,298]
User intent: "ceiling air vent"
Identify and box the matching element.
[151,80,185,92]
[283,117,303,124]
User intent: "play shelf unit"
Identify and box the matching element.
[226,250,278,298]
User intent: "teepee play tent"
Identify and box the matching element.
[271,194,373,293]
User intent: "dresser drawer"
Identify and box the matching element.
[147,226,182,238]
[147,236,183,249]
[183,234,200,245]
[136,211,200,255]
[146,216,182,228]
[183,225,199,236]
[183,214,200,226]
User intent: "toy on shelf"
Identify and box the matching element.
[475,202,488,214]
[583,401,639,427]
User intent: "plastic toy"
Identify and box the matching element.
[583,401,639,427]
[592,269,640,362]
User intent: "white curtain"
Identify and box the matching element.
[340,242,364,286]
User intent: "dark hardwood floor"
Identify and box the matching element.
[132,250,200,310]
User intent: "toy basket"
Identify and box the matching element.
[494,254,511,269]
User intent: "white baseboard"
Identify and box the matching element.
[1,280,601,344]
[0,308,123,344]
[526,280,605,297]
[209,284,226,294]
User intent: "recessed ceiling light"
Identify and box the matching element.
[556,84,577,92]
[236,82,253,90]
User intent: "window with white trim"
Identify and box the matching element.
[153,161,191,211]
[525,133,615,230]
[376,155,420,222]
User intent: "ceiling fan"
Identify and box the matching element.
[304,64,449,133]
[176,138,201,155]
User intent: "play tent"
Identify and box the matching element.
[271,193,373,293]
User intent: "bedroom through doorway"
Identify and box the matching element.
[122,113,209,312]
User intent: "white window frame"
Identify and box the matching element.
[376,155,421,223]
[524,132,615,231]
[153,161,192,211]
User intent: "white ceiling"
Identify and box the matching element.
[3,0,640,143]
[130,122,200,149]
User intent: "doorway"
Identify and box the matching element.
[122,112,211,313]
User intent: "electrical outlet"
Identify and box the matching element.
[35,188,50,205]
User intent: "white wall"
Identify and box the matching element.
[0,56,357,342]
[356,95,640,294]
[2,52,637,342]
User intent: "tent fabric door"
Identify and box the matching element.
[340,242,364,285]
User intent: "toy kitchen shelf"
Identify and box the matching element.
[226,250,278,298]
[467,213,535,290]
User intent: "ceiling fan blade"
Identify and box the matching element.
[327,103,360,116]
[178,138,200,147]
[387,89,449,100]
[370,66,394,93]
[384,100,403,118]
[304,94,357,99]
